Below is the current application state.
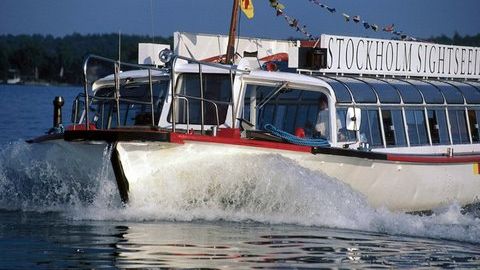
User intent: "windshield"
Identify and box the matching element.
[88,79,169,128]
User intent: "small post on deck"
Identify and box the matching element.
[53,96,64,128]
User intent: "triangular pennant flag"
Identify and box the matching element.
[291,19,299,28]
[352,15,360,23]
[326,7,336,13]
[342,13,350,22]
[276,9,283,16]
[363,21,370,29]
[320,4,326,8]
[240,0,254,19]
[371,24,379,31]
[383,24,395,32]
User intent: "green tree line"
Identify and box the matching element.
[0,32,479,85]
[0,33,172,85]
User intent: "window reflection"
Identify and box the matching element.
[449,109,469,144]
[468,110,480,142]
[173,73,232,125]
[360,109,383,147]
[405,109,429,146]
[336,108,357,142]
[381,109,406,147]
[243,84,330,139]
[427,109,450,145]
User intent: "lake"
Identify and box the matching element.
[0,84,479,269]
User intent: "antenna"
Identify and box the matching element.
[118,30,121,63]
[150,0,155,43]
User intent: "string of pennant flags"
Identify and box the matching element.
[307,0,419,41]
[264,0,421,42]
[268,0,316,40]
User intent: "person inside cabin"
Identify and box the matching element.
[314,94,330,138]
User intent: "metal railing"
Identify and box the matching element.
[80,50,250,134]
[168,51,250,134]
[82,54,168,130]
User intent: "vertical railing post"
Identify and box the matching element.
[229,69,235,128]
[171,57,177,133]
[83,63,90,130]
[199,63,205,134]
[114,61,121,127]
[148,69,155,127]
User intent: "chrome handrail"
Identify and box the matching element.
[169,51,250,133]
[175,96,190,131]
[176,94,221,128]
[82,54,168,130]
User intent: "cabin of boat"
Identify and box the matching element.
[33,32,480,212]
[71,33,480,154]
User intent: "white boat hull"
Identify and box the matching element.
[114,140,480,212]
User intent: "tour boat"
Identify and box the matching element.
[29,29,480,212]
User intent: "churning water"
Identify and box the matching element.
[0,85,479,269]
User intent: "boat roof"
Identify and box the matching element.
[92,69,169,90]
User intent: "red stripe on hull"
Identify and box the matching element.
[387,154,480,163]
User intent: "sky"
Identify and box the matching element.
[1,0,479,40]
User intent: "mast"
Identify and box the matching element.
[225,0,240,64]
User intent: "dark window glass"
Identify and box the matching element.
[336,108,357,142]
[468,109,480,142]
[173,73,232,125]
[448,109,469,144]
[476,110,480,142]
[407,80,444,104]
[427,109,450,145]
[405,109,429,146]
[93,80,169,128]
[382,109,406,147]
[362,78,401,104]
[243,84,328,138]
[429,81,464,104]
[321,77,352,103]
[336,77,377,103]
[360,109,383,147]
[450,81,480,104]
[386,79,423,104]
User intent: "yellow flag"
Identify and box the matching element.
[240,0,254,19]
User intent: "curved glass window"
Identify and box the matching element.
[428,81,464,104]
[361,78,401,104]
[336,77,377,103]
[405,109,429,146]
[448,109,469,144]
[321,77,352,103]
[360,108,383,147]
[386,79,423,104]
[427,109,450,145]
[448,81,480,104]
[407,80,444,104]
[173,73,232,125]
[467,109,480,142]
[336,108,357,142]
[381,109,406,147]
[243,84,329,138]
[466,81,480,91]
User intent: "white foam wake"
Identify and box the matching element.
[0,141,479,243]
